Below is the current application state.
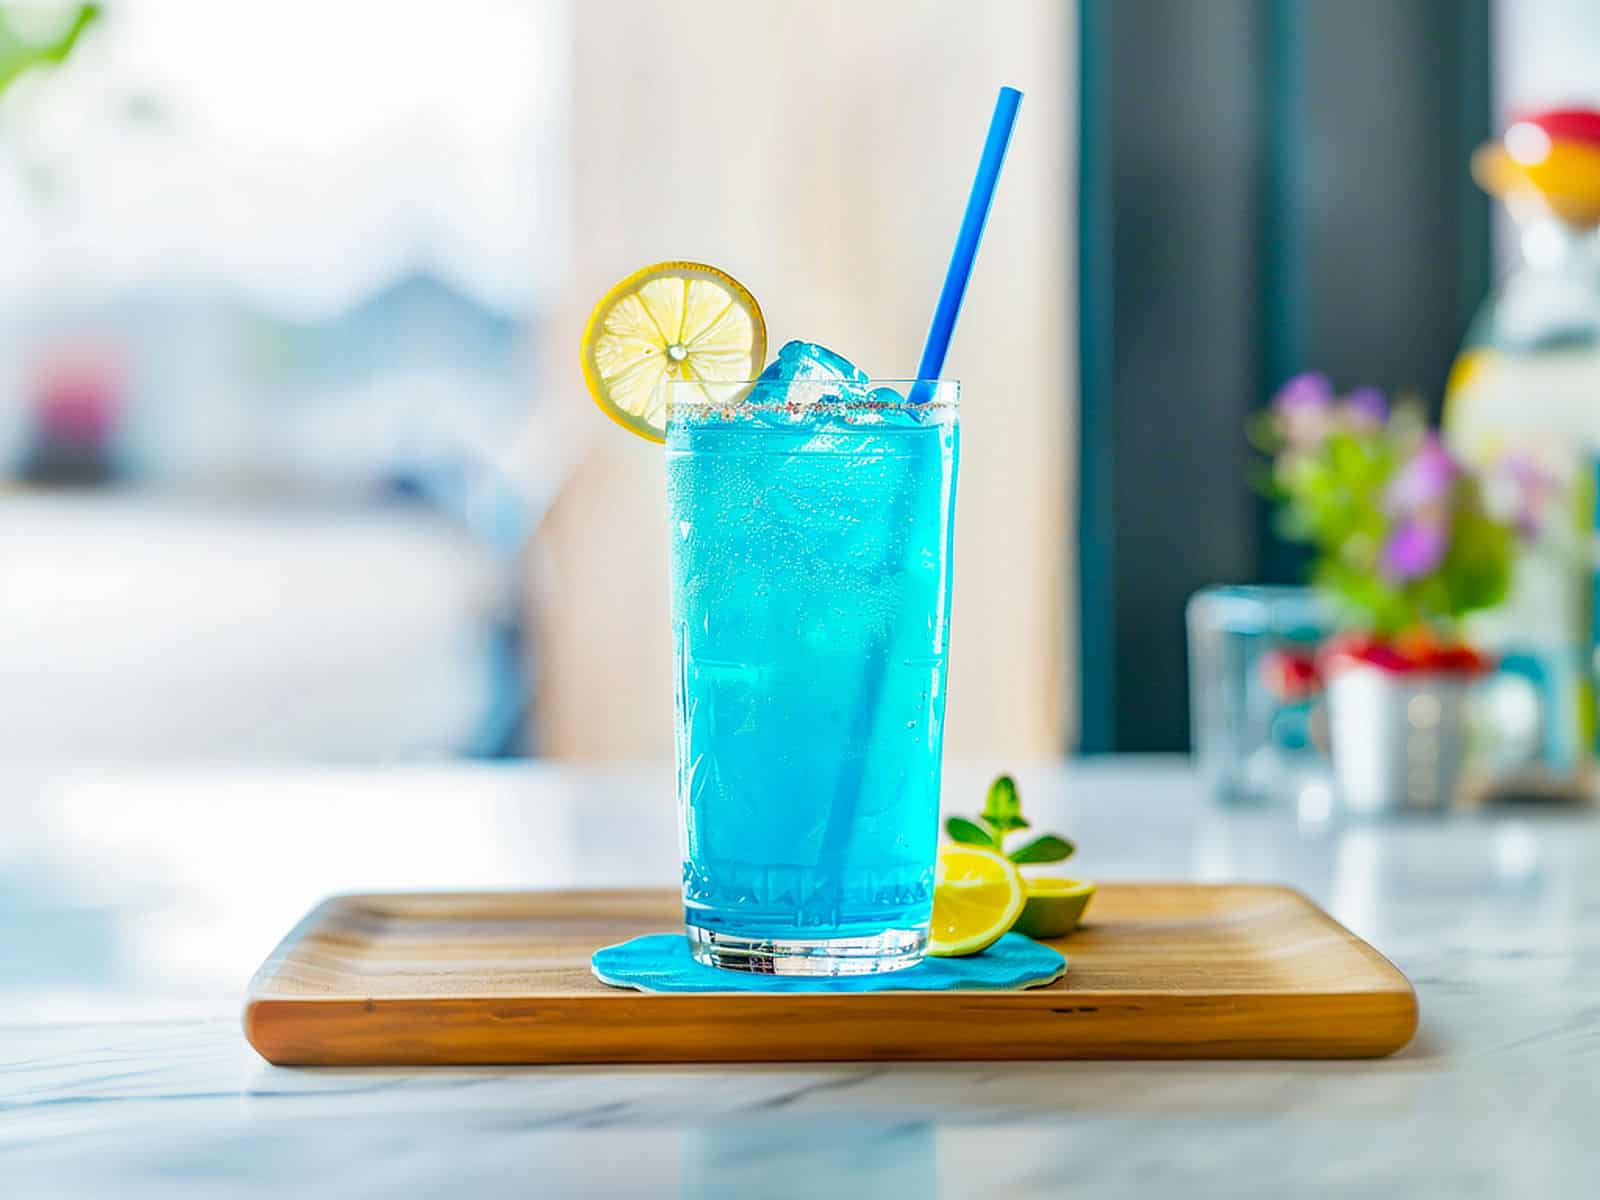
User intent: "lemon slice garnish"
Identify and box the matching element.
[580,261,766,442]
[926,844,1026,958]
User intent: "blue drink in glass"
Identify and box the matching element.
[664,352,959,974]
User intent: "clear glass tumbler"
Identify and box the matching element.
[663,379,959,974]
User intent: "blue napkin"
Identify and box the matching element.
[591,932,1065,993]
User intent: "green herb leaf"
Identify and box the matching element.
[944,816,996,848]
[1008,834,1075,864]
[981,775,1029,835]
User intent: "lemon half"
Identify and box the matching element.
[580,261,766,442]
[927,844,1027,958]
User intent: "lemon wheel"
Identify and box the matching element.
[580,261,766,442]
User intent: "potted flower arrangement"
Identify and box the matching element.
[1255,374,1522,814]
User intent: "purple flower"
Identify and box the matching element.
[1340,387,1388,430]
[1273,372,1333,447]
[1386,434,1459,516]
[1381,519,1450,581]
[1274,372,1333,412]
[1485,454,1556,538]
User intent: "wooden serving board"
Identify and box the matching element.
[244,884,1417,1065]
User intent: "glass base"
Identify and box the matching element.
[685,923,926,976]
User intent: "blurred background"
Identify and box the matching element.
[0,2,564,760]
[1,0,1597,784]
[0,0,1069,765]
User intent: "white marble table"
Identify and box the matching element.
[2,757,1595,1198]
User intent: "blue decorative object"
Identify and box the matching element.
[591,932,1065,994]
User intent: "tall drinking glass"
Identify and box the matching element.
[663,379,959,974]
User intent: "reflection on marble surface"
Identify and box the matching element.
[3,758,1599,1197]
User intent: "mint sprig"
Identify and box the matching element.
[946,775,1074,865]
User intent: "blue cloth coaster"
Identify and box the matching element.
[591,932,1065,993]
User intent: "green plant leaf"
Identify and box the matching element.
[0,6,100,99]
[944,816,996,848]
[981,775,1029,835]
[1008,834,1075,864]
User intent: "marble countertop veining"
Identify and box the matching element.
[2,757,1597,1198]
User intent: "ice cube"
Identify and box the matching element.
[761,340,867,384]
[748,340,870,406]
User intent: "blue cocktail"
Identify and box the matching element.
[664,345,959,973]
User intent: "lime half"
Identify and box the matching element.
[1012,878,1096,940]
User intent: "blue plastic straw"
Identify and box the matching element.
[824,89,1022,862]
[910,86,1022,405]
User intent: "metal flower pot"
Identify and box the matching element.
[1325,663,1470,815]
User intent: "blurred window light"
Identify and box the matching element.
[0,1,568,316]
[0,3,571,762]
[0,2,569,493]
